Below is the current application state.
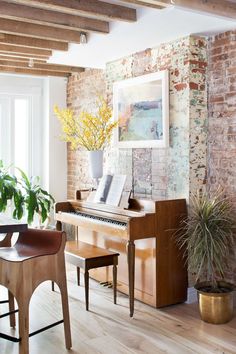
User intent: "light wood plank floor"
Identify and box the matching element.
[1,263,236,354]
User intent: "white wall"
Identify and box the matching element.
[44,76,67,203]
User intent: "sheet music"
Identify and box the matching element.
[93,174,126,206]
[106,175,126,206]
[93,175,113,203]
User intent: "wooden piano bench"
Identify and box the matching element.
[65,240,119,311]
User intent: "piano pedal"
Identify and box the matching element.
[100,281,109,285]
[100,281,113,288]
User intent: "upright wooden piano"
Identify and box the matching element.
[54,191,187,317]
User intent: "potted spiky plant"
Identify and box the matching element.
[178,189,236,324]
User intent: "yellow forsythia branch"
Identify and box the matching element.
[54,97,118,151]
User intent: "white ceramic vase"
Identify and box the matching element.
[88,150,103,180]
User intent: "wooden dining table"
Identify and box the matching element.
[0,214,28,247]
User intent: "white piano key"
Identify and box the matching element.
[72,211,128,230]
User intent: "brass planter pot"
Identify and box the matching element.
[195,282,234,324]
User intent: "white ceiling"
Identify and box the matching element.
[49,5,236,69]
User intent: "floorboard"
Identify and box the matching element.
[0,263,236,354]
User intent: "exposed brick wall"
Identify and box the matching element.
[208,31,236,206]
[67,69,106,198]
[208,31,236,283]
[106,37,207,199]
[64,31,236,286]
[67,36,207,201]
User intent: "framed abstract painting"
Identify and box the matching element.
[113,70,169,148]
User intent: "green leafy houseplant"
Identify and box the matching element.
[177,189,236,324]
[0,160,17,212]
[0,161,24,220]
[17,169,55,225]
[0,161,54,226]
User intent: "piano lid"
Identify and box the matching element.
[75,189,156,213]
[67,199,150,218]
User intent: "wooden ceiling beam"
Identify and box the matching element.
[0,44,51,57]
[5,0,137,22]
[0,52,49,60]
[0,65,70,77]
[119,0,166,9]
[0,18,81,43]
[0,34,68,51]
[0,59,84,73]
[0,2,109,34]
[144,0,236,20]
[0,55,47,63]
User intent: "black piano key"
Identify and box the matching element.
[72,211,127,228]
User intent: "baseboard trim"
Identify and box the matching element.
[186,287,198,304]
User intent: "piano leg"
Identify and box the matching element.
[113,257,118,305]
[127,240,135,317]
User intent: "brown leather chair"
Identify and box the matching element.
[0,228,72,354]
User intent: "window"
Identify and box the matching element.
[14,98,30,176]
[0,81,43,181]
[0,75,67,203]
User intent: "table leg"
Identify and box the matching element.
[56,221,62,231]
[127,240,135,317]
[77,267,80,286]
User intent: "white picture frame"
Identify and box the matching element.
[113,70,169,148]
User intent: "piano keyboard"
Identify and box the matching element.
[73,211,128,229]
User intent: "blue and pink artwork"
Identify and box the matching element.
[113,71,169,148]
